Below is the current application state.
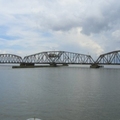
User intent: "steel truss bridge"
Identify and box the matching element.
[0,51,94,65]
[0,50,120,67]
[0,54,22,63]
[23,51,94,65]
[95,50,120,65]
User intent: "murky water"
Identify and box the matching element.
[0,66,120,120]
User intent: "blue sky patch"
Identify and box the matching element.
[0,25,8,34]
[0,35,20,40]
[41,32,52,37]
[0,25,20,40]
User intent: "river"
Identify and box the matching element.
[0,65,120,120]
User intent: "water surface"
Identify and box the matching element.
[0,66,120,120]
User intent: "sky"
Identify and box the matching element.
[0,0,120,59]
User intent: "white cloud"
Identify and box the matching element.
[0,0,119,59]
[52,28,104,56]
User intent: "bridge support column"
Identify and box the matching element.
[90,64,103,68]
[62,63,68,66]
[20,63,35,67]
[50,63,57,67]
[12,63,35,68]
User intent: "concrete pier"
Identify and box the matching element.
[12,63,35,68]
[62,63,68,66]
[20,63,35,67]
[90,64,103,68]
[50,63,57,67]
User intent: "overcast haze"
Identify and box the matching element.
[0,0,120,59]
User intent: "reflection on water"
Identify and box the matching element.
[0,66,120,120]
[27,118,41,120]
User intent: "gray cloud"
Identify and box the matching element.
[81,0,120,35]
[81,17,110,35]
[33,0,120,38]
[0,0,120,57]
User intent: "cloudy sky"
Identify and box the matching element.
[0,0,120,59]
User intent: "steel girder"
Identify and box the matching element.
[0,54,22,63]
[95,50,120,65]
[23,51,94,64]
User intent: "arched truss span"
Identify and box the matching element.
[0,54,22,63]
[95,50,120,64]
[23,51,94,64]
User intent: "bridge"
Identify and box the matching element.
[95,50,120,65]
[23,51,94,65]
[0,54,22,63]
[0,50,120,68]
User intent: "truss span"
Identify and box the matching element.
[23,51,94,64]
[95,50,120,65]
[0,54,22,63]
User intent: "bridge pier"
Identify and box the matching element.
[49,63,69,67]
[62,63,68,66]
[20,63,35,67]
[50,63,57,67]
[90,64,103,68]
[12,63,35,68]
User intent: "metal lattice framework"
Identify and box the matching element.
[0,54,22,63]
[23,51,94,64]
[95,50,120,65]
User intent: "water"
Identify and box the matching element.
[0,66,120,120]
